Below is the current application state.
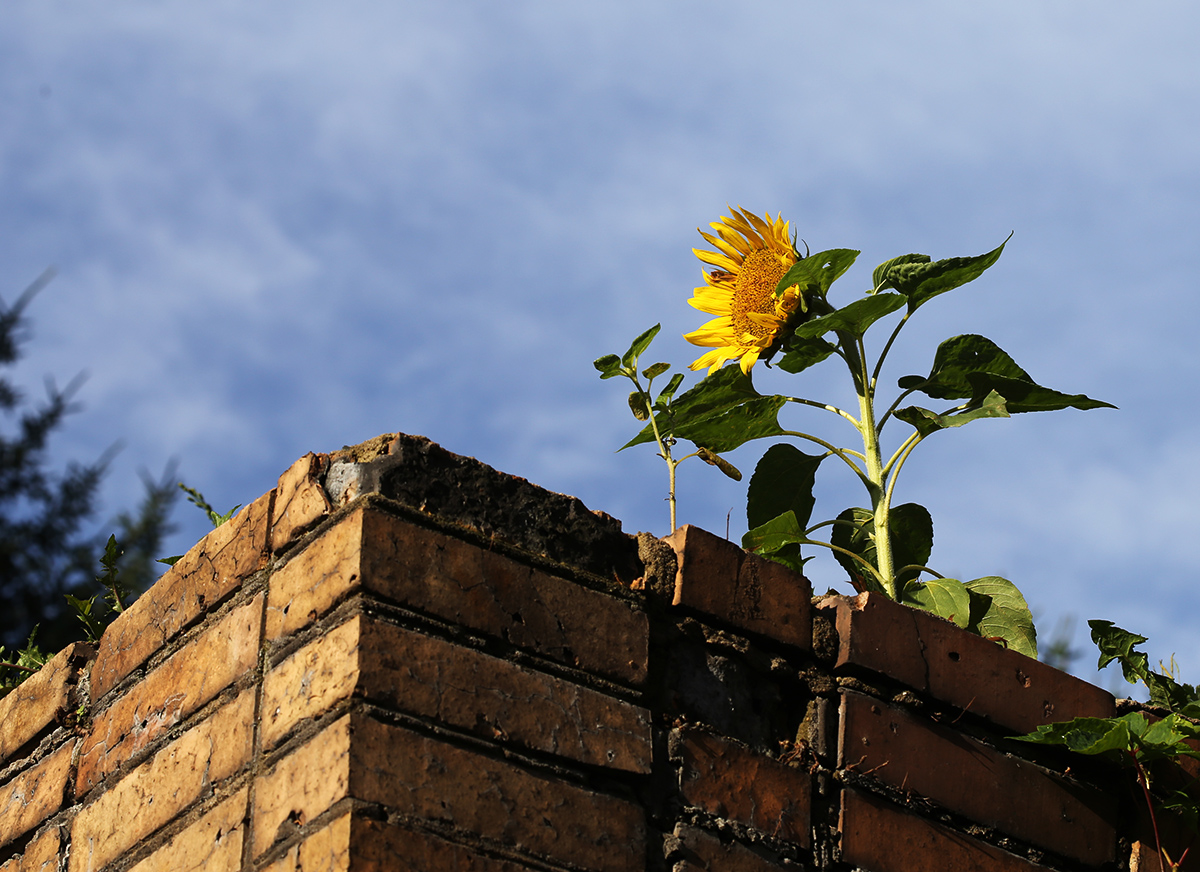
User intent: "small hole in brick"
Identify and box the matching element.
[511,612,525,625]
[948,651,960,661]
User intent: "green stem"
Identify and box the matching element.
[850,335,895,598]
[784,396,859,427]
[798,537,888,592]
[779,430,869,486]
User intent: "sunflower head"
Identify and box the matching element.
[683,207,805,375]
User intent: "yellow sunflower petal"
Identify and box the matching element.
[693,248,739,272]
[697,230,746,263]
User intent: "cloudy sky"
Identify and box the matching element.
[3,2,1198,689]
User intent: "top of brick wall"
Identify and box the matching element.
[324,432,642,585]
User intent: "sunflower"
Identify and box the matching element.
[684,207,803,375]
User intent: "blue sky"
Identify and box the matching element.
[3,2,1198,689]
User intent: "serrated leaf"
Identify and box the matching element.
[1088,619,1151,684]
[964,576,1037,658]
[872,253,931,292]
[901,334,1115,413]
[1014,716,1134,757]
[885,236,1011,311]
[594,353,623,379]
[642,361,670,381]
[774,248,860,298]
[741,511,808,574]
[746,445,825,532]
[775,335,837,374]
[793,293,907,340]
[902,577,971,628]
[622,365,785,452]
[621,324,661,369]
[829,503,932,594]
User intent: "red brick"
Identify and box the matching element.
[77,596,262,795]
[266,506,648,687]
[91,491,272,699]
[70,689,255,872]
[127,788,248,872]
[666,526,811,651]
[840,788,1049,872]
[0,742,74,850]
[839,691,1113,864]
[271,453,332,554]
[673,824,797,871]
[820,593,1114,733]
[261,615,651,772]
[0,825,60,872]
[0,643,90,766]
[253,714,646,872]
[676,728,810,847]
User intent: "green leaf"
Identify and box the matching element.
[621,324,661,369]
[623,365,785,453]
[1088,619,1151,684]
[901,334,1114,414]
[774,248,860,298]
[741,511,808,575]
[1014,715,1135,757]
[880,236,1011,311]
[872,254,931,293]
[655,372,685,406]
[775,335,837,374]
[964,576,1037,658]
[593,353,623,379]
[642,361,670,381]
[157,555,183,566]
[902,577,971,629]
[793,294,907,340]
[628,391,650,421]
[746,445,825,532]
[830,503,932,594]
[895,390,1010,436]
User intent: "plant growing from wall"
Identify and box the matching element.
[1017,623,1200,871]
[597,207,1113,655]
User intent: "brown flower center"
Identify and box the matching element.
[731,249,792,340]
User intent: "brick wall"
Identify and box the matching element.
[0,433,1186,871]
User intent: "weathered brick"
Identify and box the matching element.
[840,788,1048,872]
[839,691,1113,864]
[263,815,538,872]
[261,615,651,772]
[70,688,255,872]
[127,788,248,872]
[820,592,1114,733]
[266,506,648,687]
[78,596,262,795]
[271,453,332,554]
[666,526,811,651]
[676,728,810,846]
[260,812,351,872]
[0,643,89,766]
[253,714,646,872]
[91,491,272,699]
[672,824,798,871]
[0,742,73,850]
[0,825,60,872]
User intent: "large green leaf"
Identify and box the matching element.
[746,445,825,532]
[830,507,884,593]
[775,334,837,374]
[793,294,907,340]
[1015,715,1136,758]
[741,511,808,574]
[876,236,1011,311]
[902,577,971,629]
[963,576,1037,658]
[622,364,785,452]
[774,248,860,298]
[871,253,931,292]
[900,334,1115,413]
